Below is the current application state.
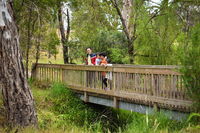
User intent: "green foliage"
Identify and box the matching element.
[70,0,124,63]
[124,112,187,133]
[38,83,191,133]
[67,40,84,63]
[187,113,200,126]
[89,30,129,64]
[135,2,182,65]
[13,0,200,66]
[42,29,60,58]
[29,82,102,132]
[181,24,200,112]
[49,83,97,127]
[5,0,200,132]
[1,82,199,132]
[108,48,129,64]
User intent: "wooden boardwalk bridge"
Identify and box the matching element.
[32,63,193,120]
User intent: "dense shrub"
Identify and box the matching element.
[49,83,97,127]
[181,24,200,112]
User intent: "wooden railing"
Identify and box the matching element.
[32,63,192,112]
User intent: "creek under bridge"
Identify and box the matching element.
[32,63,193,121]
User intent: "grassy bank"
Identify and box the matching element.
[0,82,199,133]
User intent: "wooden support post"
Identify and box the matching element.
[113,72,116,91]
[62,69,65,83]
[84,91,89,102]
[151,74,155,96]
[113,97,119,108]
[153,103,158,112]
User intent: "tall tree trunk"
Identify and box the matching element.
[35,40,40,67]
[25,6,33,79]
[31,42,40,79]
[111,0,135,63]
[122,0,135,64]
[58,2,70,64]
[128,40,134,64]
[0,0,37,127]
[122,0,133,35]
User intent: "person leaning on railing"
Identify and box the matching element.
[95,52,101,65]
[85,48,96,88]
[85,48,96,65]
[99,52,108,90]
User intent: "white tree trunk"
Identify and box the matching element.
[122,0,133,36]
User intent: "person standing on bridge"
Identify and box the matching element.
[99,53,108,90]
[85,48,96,88]
[95,52,101,65]
[85,48,96,65]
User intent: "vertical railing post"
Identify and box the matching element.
[112,67,116,92]
[113,96,119,108]
[151,74,154,95]
[62,68,65,84]
[112,67,119,108]
[84,91,89,102]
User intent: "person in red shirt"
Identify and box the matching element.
[85,48,96,65]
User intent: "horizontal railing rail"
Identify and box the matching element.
[32,63,192,112]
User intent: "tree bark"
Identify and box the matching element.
[111,0,135,63]
[58,2,70,64]
[128,40,134,64]
[0,0,37,127]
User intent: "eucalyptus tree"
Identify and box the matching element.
[175,0,200,45]
[0,0,37,127]
[57,1,71,64]
[43,0,74,64]
[109,0,135,63]
[108,0,166,64]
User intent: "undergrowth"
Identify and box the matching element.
[0,82,199,132]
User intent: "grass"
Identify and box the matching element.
[0,82,199,133]
[29,51,64,65]
[33,82,103,132]
[29,50,82,65]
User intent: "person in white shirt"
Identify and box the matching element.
[95,52,101,65]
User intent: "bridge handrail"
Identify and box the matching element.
[35,63,181,74]
[32,63,192,112]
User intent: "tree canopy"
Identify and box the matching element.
[11,0,200,114]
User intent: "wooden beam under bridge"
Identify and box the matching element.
[74,90,189,121]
